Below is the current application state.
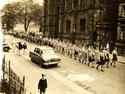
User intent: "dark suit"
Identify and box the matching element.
[38,79,47,94]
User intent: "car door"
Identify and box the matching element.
[32,48,40,63]
[34,48,43,64]
[34,48,40,63]
[37,49,44,65]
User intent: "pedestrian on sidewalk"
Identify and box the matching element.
[38,74,47,94]
[22,42,27,55]
[111,47,118,67]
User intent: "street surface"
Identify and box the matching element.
[3,34,125,94]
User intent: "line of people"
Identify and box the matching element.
[10,32,118,72]
[48,39,117,72]
[12,39,27,55]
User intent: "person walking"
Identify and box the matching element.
[12,39,17,52]
[22,42,27,55]
[17,42,23,55]
[96,50,105,72]
[38,74,47,94]
[88,50,95,68]
[105,48,110,68]
[111,47,118,67]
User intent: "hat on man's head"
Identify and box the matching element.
[42,74,45,76]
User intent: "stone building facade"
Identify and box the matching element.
[116,0,125,55]
[44,0,118,46]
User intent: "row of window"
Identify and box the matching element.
[119,26,125,40]
[118,4,125,40]
[65,0,93,10]
[119,4,125,17]
[66,19,86,32]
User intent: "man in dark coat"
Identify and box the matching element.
[38,74,47,94]
[22,42,27,55]
[17,42,22,55]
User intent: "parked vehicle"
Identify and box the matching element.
[3,43,11,52]
[29,46,61,67]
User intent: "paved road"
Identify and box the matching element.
[3,35,125,94]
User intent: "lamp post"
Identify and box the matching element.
[95,0,104,46]
[72,7,77,44]
[72,25,76,44]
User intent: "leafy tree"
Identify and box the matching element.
[20,0,44,32]
[31,3,44,32]
[1,2,23,31]
[2,0,44,32]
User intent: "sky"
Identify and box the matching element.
[0,0,44,10]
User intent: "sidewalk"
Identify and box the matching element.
[117,56,125,64]
[109,54,125,64]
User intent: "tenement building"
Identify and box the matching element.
[117,0,125,55]
[44,0,118,47]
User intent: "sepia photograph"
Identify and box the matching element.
[0,0,125,94]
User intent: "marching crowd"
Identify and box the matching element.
[10,32,118,72]
[12,39,27,55]
[44,38,118,72]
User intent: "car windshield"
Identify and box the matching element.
[3,43,7,45]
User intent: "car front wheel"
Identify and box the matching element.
[31,58,34,62]
[55,64,58,66]
[39,63,44,68]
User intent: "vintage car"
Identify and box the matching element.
[29,46,61,67]
[3,43,11,52]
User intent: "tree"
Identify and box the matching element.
[21,0,44,32]
[31,3,44,32]
[2,0,44,32]
[22,0,34,32]
[1,2,23,31]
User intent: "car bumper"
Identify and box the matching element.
[43,61,60,65]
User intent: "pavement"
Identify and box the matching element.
[117,56,125,64]
[2,34,125,94]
